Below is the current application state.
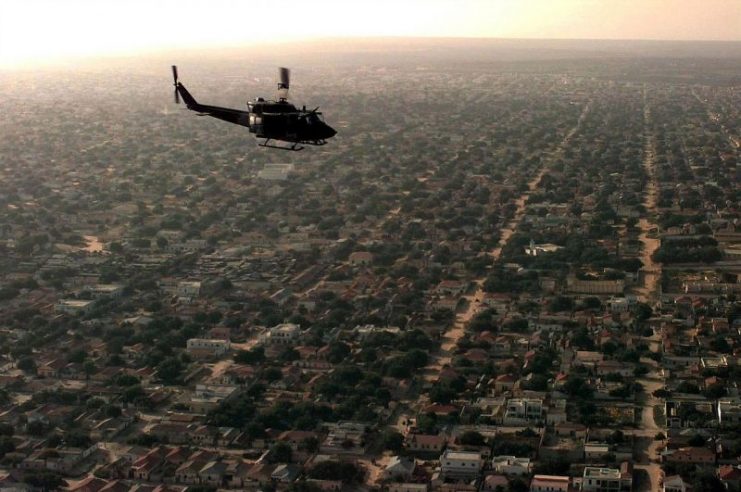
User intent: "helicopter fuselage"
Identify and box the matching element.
[171,66,336,151]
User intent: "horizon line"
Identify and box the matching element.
[2,34,740,71]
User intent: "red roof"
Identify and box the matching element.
[720,465,741,480]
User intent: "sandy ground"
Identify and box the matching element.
[421,101,592,382]
[631,95,662,304]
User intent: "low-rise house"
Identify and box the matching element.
[584,443,610,463]
[383,455,416,481]
[130,447,168,481]
[481,474,509,491]
[271,463,301,483]
[349,251,373,266]
[530,475,569,492]
[719,465,741,491]
[276,430,320,450]
[663,446,715,465]
[581,466,632,492]
[388,484,427,492]
[186,338,230,358]
[717,399,741,428]
[405,433,446,454]
[662,475,690,492]
[266,323,302,345]
[55,299,94,315]
[199,461,228,487]
[320,422,366,454]
[439,450,483,480]
[177,281,201,300]
[436,280,468,297]
[491,455,531,476]
[503,398,544,425]
[493,374,517,395]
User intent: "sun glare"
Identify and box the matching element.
[1,0,739,68]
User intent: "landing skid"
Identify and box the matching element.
[259,139,304,151]
[258,139,329,151]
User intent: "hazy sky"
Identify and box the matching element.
[1,0,739,68]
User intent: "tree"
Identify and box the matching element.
[104,405,122,418]
[23,471,66,491]
[67,349,87,364]
[299,436,320,453]
[549,296,574,313]
[83,360,97,378]
[269,441,293,463]
[326,342,351,364]
[234,347,265,365]
[26,421,47,436]
[156,357,184,385]
[381,430,404,453]
[635,302,653,321]
[17,356,36,373]
[121,384,146,404]
[509,478,529,492]
[308,461,364,483]
[688,434,705,447]
[564,376,593,399]
[692,471,726,492]
[263,367,283,382]
[0,436,15,457]
[459,430,486,446]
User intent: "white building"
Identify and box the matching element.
[55,299,94,315]
[525,240,564,257]
[584,443,610,463]
[662,475,689,492]
[718,399,741,428]
[491,456,532,476]
[504,398,544,425]
[187,338,231,357]
[266,323,301,345]
[439,450,483,479]
[177,281,201,299]
[85,283,124,298]
[582,467,632,492]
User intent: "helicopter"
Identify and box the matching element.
[172,66,336,151]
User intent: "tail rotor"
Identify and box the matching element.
[172,65,180,104]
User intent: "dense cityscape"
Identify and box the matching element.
[0,39,739,492]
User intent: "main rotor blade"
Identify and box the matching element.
[174,88,180,105]
[172,65,178,84]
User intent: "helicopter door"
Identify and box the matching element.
[249,114,263,135]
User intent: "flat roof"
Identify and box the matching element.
[532,475,570,482]
[442,450,481,460]
[584,467,621,478]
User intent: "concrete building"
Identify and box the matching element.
[55,299,94,315]
[439,450,483,479]
[491,455,531,476]
[186,338,231,357]
[717,399,741,427]
[581,466,632,491]
[177,281,201,299]
[530,475,569,492]
[504,398,544,425]
[266,323,302,345]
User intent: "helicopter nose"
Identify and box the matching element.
[321,123,337,139]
